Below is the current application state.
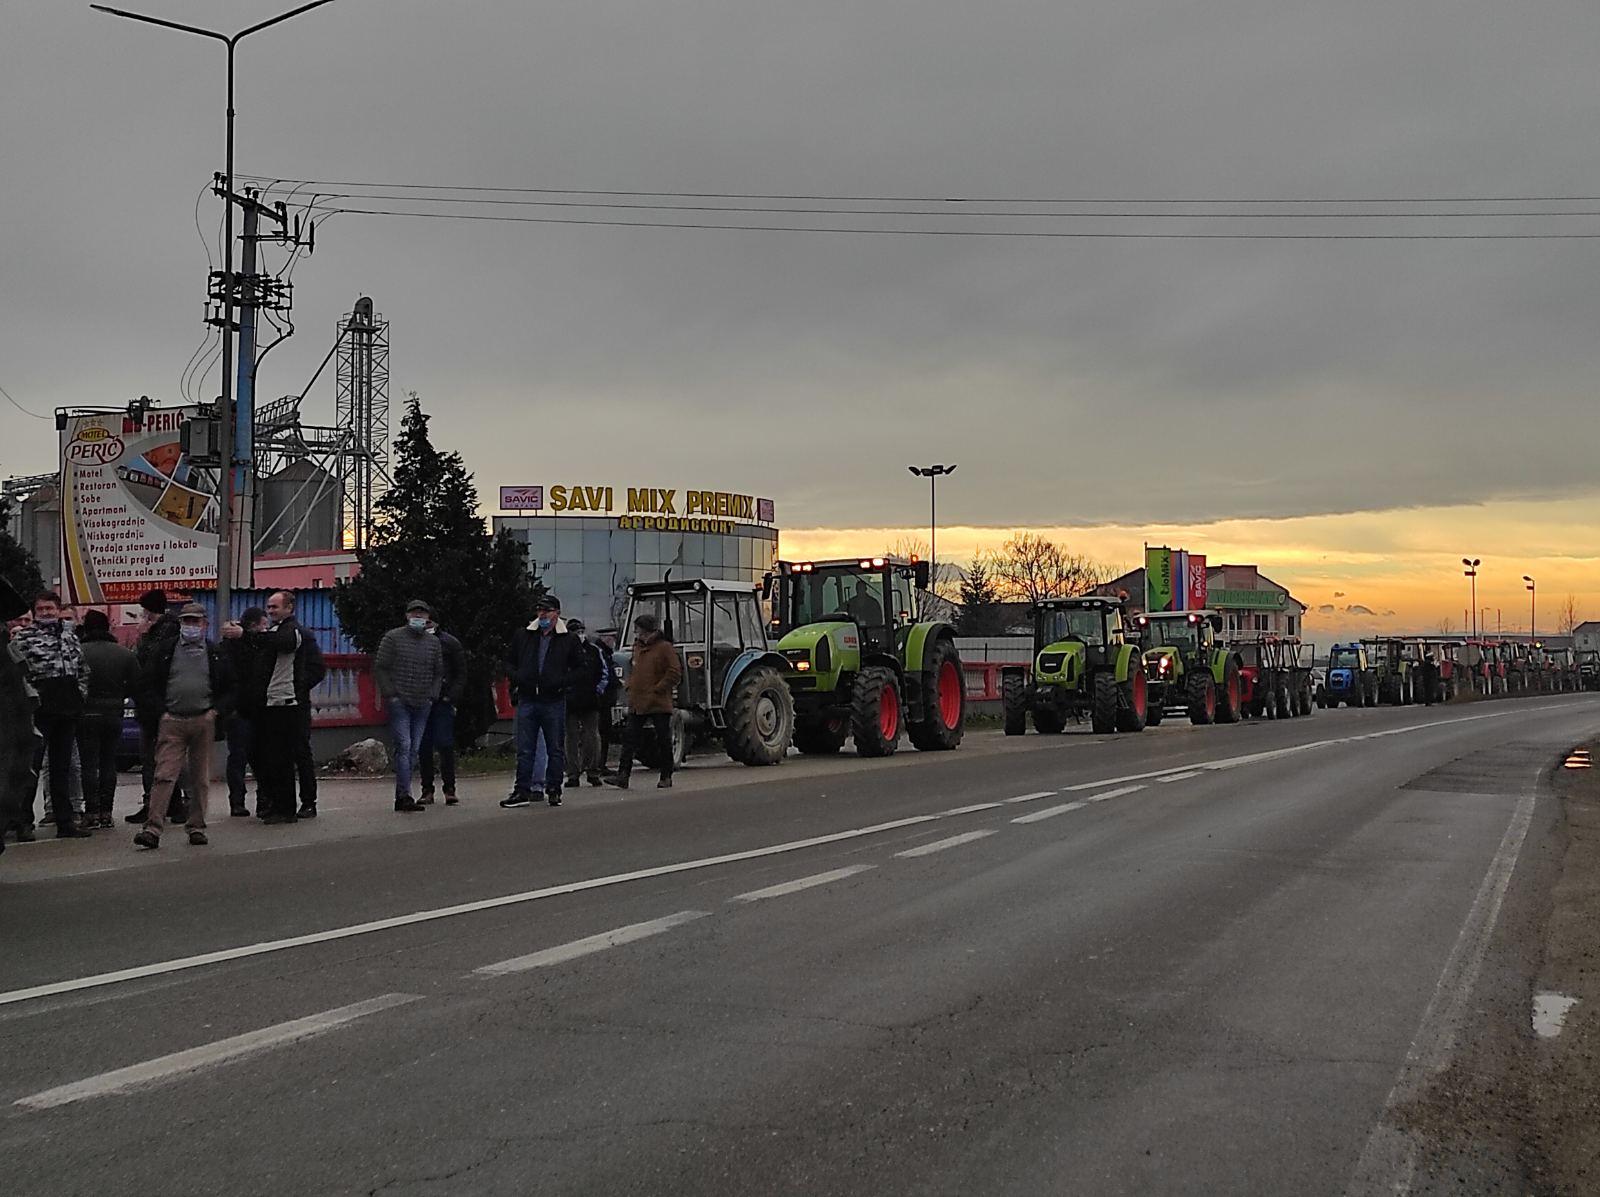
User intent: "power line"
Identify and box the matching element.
[0,382,49,420]
[240,174,1600,206]
[235,189,1600,219]
[319,205,1600,240]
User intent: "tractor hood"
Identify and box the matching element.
[1328,667,1354,689]
[1142,648,1180,677]
[1035,639,1086,681]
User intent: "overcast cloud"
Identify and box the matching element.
[5,1,1600,535]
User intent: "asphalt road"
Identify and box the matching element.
[3,695,1597,1196]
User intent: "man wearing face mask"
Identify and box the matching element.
[127,589,187,826]
[418,616,464,806]
[374,599,444,813]
[562,619,608,790]
[248,591,310,824]
[501,595,585,808]
[10,591,91,839]
[132,604,234,849]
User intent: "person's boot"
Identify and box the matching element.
[57,816,92,839]
[132,828,159,850]
[125,804,149,824]
[564,775,580,790]
[230,801,249,817]
[395,795,424,812]
[545,788,563,807]
[14,825,36,843]
[603,770,631,790]
[656,775,673,789]
[297,802,318,819]
[587,773,602,787]
[419,786,435,806]
[443,791,459,806]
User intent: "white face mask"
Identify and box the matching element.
[408,617,428,631]
[180,624,205,643]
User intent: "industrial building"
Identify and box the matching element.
[1095,562,1307,638]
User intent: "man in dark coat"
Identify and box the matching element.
[562,619,608,789]
[500,595,586,808]
[12,591,91,838]
[220,607,267,817]
[419,619,465,806]
[605,612,683,791]
[0,575,39,852]
[129,589,186,825]
[292,628,327,818]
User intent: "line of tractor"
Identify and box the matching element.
[604,557,1593,768]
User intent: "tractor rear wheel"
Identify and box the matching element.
[1090,670,1118,734]
[851,666,902,757]
[793,714,848,755]
[1275,684,1292,720]
[1116,666,1148,733]
[1187,672,1217,725]
[722,665,795,766]
[1216,661,1242,724]
[908,639,965,751]
[1002,672,1028,737]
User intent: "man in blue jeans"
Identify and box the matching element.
[374,599,444,813]
[501,595,585,809]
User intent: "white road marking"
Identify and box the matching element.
[1155,771,1200,783]
[0,814,937,1009]
[1085,784,1146,803]
[3,702,1572,1009]
[14,993,419,1111]
[729,864,876,903]
[1012,801,1088,824]
[941,801,1004,816]
[474,911,708,976]
[1532,992,1579,1039]
[1004,791,1058,804]
[894,830,997,858]
[1343,767,1540,1197]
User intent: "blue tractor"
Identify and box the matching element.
[1322,642,1379,708]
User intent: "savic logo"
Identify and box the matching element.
[66,426,125,467]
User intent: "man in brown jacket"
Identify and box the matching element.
[605,612,683,790]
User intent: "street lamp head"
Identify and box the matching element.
[944,464,957,475]
[1523,575,1533,583]
[907,466,921,477]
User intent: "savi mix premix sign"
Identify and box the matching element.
[499,483,776,531]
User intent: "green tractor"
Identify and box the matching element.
[1001,597,1147,735]
[769,556,964,756]
[1132,610,1244,726]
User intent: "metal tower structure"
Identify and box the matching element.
[335,298,390,550]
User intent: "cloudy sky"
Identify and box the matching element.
[6,1,1600,638]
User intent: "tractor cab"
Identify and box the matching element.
[1133,610,1242,726]
[1002,596,1146,736]
[770,556,930,651]
[614,578,795,767]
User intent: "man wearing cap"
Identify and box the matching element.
[374,600,444,813]
[127,588,186,825]
[11,591,92,838]
[501,595,586,808]
[562,618,609,789]
[605,611,683,791]
[132,604,234,849]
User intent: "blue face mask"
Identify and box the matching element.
[408,617,428,631]
[34,617,58,629]
[180,624,205,643]
[537,616,554,630]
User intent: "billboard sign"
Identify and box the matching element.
[59,407,218,605]
[1145,546,1174,612]
[1187,554,1208,610]
[499,485,545,512]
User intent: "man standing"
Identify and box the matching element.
[0,575,39,851]
[292,624,327,819]
[76,610,140,829]
[595,629,621,775]
[501,595,584,808]
[374,599,443,813]
[132,604,233,849]
[419,617,465,806]
[220,607,266,817]
[128,589,184,825]
[605,611,683,791]
[252,591,308,825]
[11,592,91,838]
[563,619,607,789]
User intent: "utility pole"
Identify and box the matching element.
[92,0,338,617]
[907,463,957,595]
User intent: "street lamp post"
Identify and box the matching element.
[1462,558,1480,639]
[907,464,957,592]
[1524,575,1536,641]
[91,0,339,617]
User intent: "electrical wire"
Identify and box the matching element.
[239,174,1600,206]
[0,382,49,420]
[316,205,1600,240]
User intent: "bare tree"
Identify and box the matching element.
[1436,616,1457,635]
[886,535,961,602]
[985,531,1115,604]
[1559,593,1581,637]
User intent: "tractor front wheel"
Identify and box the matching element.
[1090,670,1118,734]
[851,666,902,757]
[908,640,965,751]
[1002,672,1028,737]
[1187,672,1217,725]
[723,665,795,766]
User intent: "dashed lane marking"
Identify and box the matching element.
[474,911,709,976]
[14,993,420,1110]
[1156,771,1200,783]
[941,802,1005,816]
[728,864,876,903]
[894,830,998,858]
[1003,791,1058,805]
[1084,785,1147,804]
[1011,801,1088,824]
